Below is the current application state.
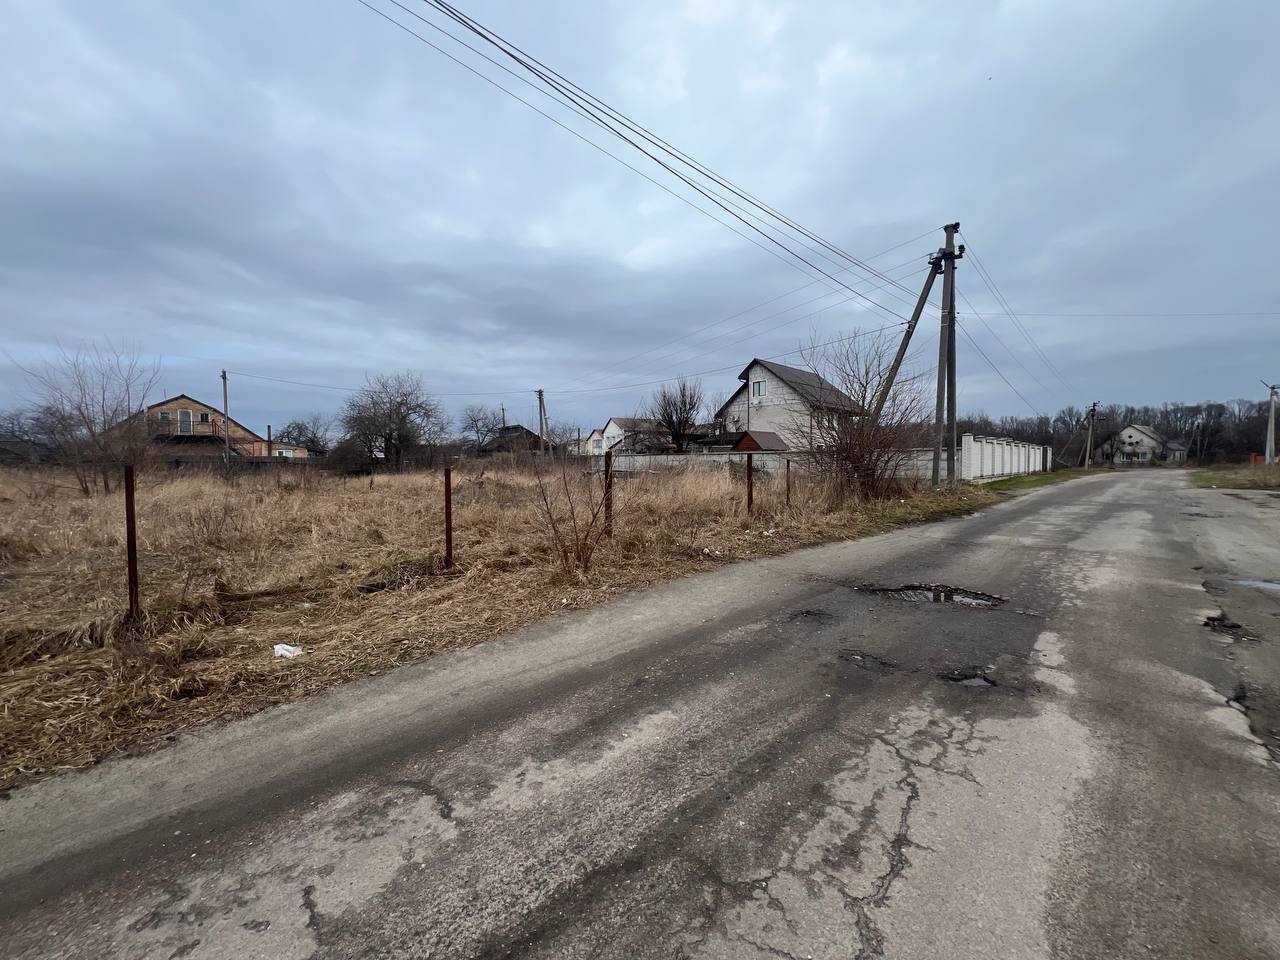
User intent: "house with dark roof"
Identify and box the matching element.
[1095,423,1187,465]
[478,423,552,455]
[713,359,861,449]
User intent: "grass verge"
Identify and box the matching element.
[983,468,1094,493]
[0,464,994,791]
[1191,464,1280,490]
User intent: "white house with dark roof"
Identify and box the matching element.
[1097,423,1188,465]
[714,359,861,448]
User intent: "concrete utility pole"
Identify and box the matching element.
[1263,379,1278,465]
[221,369,231,464]
[869,252,942,425]
[1082,401,1099,469]
[536,389,548,453]
[931,223,964,485]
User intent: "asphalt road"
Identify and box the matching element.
[3,471,1279,959]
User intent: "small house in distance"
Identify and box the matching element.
[479,423,552,455]
[601,417,672,453]
[715,359,861,446]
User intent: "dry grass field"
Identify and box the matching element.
[1192,463,1280,490]
[0,462,995,790]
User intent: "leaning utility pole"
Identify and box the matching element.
[931,223,963,485]
[869,251,942,425]
[1262,379,1278,465]
[220,369,231,464]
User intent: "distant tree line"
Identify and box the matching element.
[958,399,1272,464]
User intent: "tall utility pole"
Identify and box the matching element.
[500,402,507,428]
[931,222,963,485]
[1263,379,1278,465]
[1082,401,1099,469]
[535,388,548,453]
[220,369,231,464]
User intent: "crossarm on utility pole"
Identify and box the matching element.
[868,255,941,426]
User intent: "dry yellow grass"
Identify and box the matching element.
[0,462,994,790]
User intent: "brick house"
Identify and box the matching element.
[135,395,310,459]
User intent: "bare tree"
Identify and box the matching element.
[18,342,161,495]
[784,330,930,497]
[275,413,335,454]
[340,372,447,470]
[647,377,704,452]
[459,404,503,451]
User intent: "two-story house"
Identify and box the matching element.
[714,359,861,449]
[136,395,310,459]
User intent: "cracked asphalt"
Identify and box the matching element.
[3,470,1279,959]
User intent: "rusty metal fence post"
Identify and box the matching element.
[443,466,454,569]
[785,458,791,508]
[746,452,754,515]
[603,450,613,536]
[123,464,140,621]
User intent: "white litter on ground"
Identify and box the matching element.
[273,644,303,659]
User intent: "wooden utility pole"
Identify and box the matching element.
[868,252,942,425]
[221,369,231,464]
[1262,380,1277,465]
[499,402,507,428]
[931,223,963,484]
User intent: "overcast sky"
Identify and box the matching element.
[3,0,1278,434]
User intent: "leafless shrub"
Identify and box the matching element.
[531,453,610,576]
[647,377,704,452]
[16,342,160,496]
[784,330,930,497]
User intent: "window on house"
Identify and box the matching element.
[158,411,170,421]
[199,412,210,423]
[751,380,766,398]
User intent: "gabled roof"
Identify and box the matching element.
[605,417,665,432]
[140,394,265,443]
[715,358,862,419]
[1125,423,1166,443]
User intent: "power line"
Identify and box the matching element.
[955,288,1058,400]
[360,0,919,323]
[586,253,934,390]
[417,0,937,304]
[957,231,1076,394]
[953,318,1045,419]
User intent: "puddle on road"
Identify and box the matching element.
[1233,579,1280,595]
[866,584,1006,608]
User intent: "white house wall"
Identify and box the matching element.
[720,365,816,439]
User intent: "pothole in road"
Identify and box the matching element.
[1204,612,1257,642]
[939,668,997,687]
[866,584,1006,608]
